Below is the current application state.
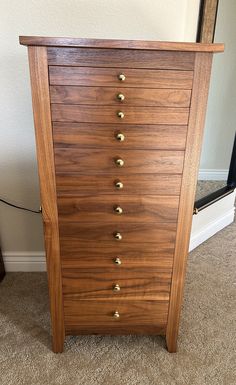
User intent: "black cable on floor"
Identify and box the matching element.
[0,198,41,214]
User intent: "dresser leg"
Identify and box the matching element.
[166,336,177,353]
[52,335,64,353]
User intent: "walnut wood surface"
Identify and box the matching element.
[51,104,189,125]
[57,195,179,223]
[21,36,222,352]
[54,148,184,174]
[64,300,169,333]
[55,173,182,196]
[58,222,177,244]
[60,243,174,270]
[66,324,166,335]
[47,48,195,70]
[49,66,194,89]
[27,47,64,353]
[198,0,219,43]
[166,53,213,353]
[50,86,191,107]
[62,268,171,300]
[60,239,175,256]
[20,36,224,52]
[53,123,187,150]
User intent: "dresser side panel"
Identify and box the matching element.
[166,52,213,352]
[27,46,65,353]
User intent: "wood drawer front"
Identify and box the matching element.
[53,123,187,150]
[47,47,195,70]
[49,66,193,89]
[56,174,182,196]
[51,104,189,125]
[59,222,177,244]
[64,300,169,333]
[57,195,179,223]
[50,86,191,108]
[62,269,171,300]
[60,242,174,270]
[54,149,184,174]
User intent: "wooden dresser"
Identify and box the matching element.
[20,36,223,353]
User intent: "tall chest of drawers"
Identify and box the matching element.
[20,36,223,353]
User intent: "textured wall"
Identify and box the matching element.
[0,0,200,256]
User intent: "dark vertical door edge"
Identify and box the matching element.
[0,247,5,281]
[227,133,236,188]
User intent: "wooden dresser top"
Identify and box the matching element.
[19,36,224,52]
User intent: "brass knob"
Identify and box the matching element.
[118,74,126,81]
[117,93,125,101]
[115,158,124,167]
[116,133,125,142]
[115,181,123,189]
[114,232,122,240]
[113,284,121,292]
[113,311,120,319]
[114,206,123,214]
[114,257,122,265]
[117,111,125,119]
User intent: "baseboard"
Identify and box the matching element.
[189,208,235,251]
[189,190,236,251]
[3,191,235,271]
[198,169,228,180]
[3,252,46,272]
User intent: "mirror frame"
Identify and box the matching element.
[197,0,219,43]
[194,0,236,213]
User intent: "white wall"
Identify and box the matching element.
[199,0,236,178]
[0,0,200,266]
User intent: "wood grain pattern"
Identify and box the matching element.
[50,86,191,107]
[66,324,166,335]
[20,36,224,52]
[27,47,64,353]
[64,300,169,333]
[60,243,174,270]
[58,222,177,244]
[51,104,189,125]
[47,47,195,70]
[21,37,222,352]
[49,66,194,89]
[54,148,184,174]
[53,123,187,150]
[166,53,213,353]
[55,173,182,196]
[62,268,171,300]
[57,195,179,223]
[198,0,219,43]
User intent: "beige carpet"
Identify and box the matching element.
[195,180,226,200]
[0,184,236,385]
